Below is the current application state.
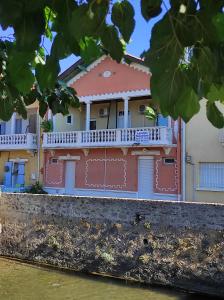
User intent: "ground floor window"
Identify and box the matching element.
[199,162,224,190]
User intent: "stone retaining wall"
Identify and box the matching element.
[0,193,224,297]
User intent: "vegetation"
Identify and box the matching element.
[0,0,224,127]
[26,182,48,194]
[41,119,53,132]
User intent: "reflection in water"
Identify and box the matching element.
[0,258,215,300]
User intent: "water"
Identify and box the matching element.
[0,258,214,300]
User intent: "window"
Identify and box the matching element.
[66,115,73,125]
[49,158,58,164]
[15,119,22,134]
[0,122,6,135]
[199,163,224,190]
[90,120,96,130]
[163,158,175,165]
[157,114,169,127]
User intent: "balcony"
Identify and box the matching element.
[0,133,37,150]
[43,127,173,149]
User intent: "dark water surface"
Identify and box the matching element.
[0,258,215,300]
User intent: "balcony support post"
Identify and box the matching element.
[123,96,129,128]
[85,101,91,131]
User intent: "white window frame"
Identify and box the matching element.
[65,114,73,125]
[163,158,175,165]
[90,119,96,130]
[198,162,224,191]
[49,158,58,165]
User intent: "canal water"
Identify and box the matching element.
[0,258,214,300]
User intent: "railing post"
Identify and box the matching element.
[26,133,33,147]
[43,133,48,147]
[160,127,166,144]
[167,127,173,144]
[76,131,82,146]
[116,129,122,145]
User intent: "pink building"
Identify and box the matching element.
[42,55,182,200]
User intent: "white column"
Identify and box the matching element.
[47,109,52,120]
[85,101,91,131]
[11,112,16,134]
[123,96,129,128]
[52,115,56,131]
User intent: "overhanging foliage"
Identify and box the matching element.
[0,0,224,127]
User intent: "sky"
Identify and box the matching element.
[0,1,167,73]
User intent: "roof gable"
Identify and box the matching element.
[67,56,150,98]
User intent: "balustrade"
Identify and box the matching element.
[0,133,37,150]
[43,127,173,148]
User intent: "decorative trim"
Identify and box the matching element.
[129,62,150,75]
[9,158,28,163]
[82,149,90,157]
[58,155,80,161]
[132,149,160,156]
[102,70,112,78]
[155,158,178,192]
[26,150,36,156]
[45,158,63,186]
[163,147,172,155]
[67,55,107,86]
[50,150,55,156]
[79,89,151,102]
[85,158,127,189]
[121,147,128,156]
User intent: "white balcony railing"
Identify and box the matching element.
[0,133,37,150]
[43,127,173,148]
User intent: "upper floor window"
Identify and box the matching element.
[90,119,96,130]
[66,115,73,125]
[157,114,169,127]
[15,119,22,134]
[199,162,224,190]
[0,122,6,135]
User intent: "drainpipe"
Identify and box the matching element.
[181,120,186,201]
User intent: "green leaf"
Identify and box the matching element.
[36,57,60,90]
[144,106,156,120]
[111,0,135,43]
[206,101,224,128]
[0,98,14,121]
[79,37,102,64]
[70,3,109,41]
[101,26,124,62]
[14,98,27,119]
[51,34,72,60]
[7,51,35,94]
[39,100,48,118]
[213,13,224,42]
[14,12,45,51]
[206,84,224,103]
[24,88,41,106]
[141,0,162,21]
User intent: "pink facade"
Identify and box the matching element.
[72,56,150,97]
[44,147,181,196]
